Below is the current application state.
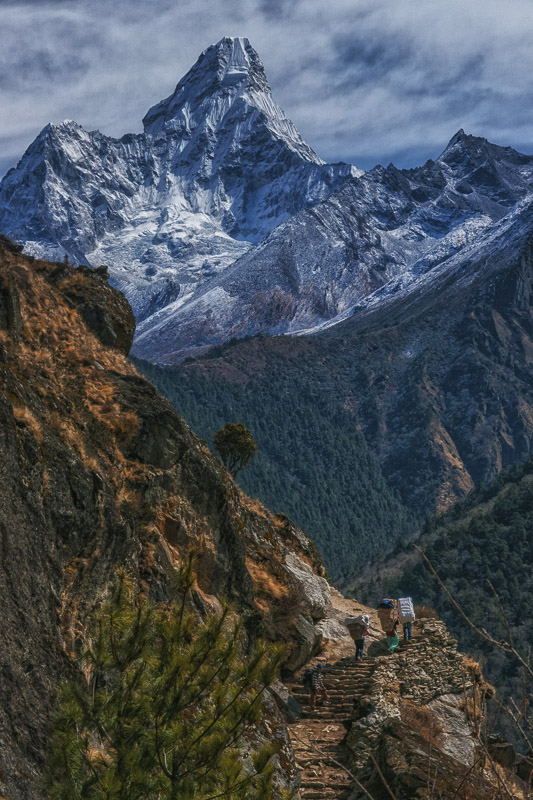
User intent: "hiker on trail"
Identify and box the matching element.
[354,615,370,661]
[398,596,415,641]
[345,614,370,660]
[377,598,399,653]
[307,664,329,710]
[385,619,400,653]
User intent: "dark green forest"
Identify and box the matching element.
[134,356,415,582]
[358,457,533,745]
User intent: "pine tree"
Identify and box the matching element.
[213,422,258,478]
[45,557,286,800]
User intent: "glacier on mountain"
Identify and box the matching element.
[1,38,532,363]
[0,37,357,323]
[132,130,533,361]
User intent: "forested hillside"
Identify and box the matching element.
[135,221,533,590]
[135,355,415,582]
[356,457,533,744]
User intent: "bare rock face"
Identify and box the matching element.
[427,694,476,766]
[364,718,498,800]
[0,242,22,341]
[0,238,329,800]
[283,614,323,672]
[284,552,331,620]
[40,261,136,355]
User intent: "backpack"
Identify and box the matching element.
[302,668,314,689]
[345,616,365,640]
[398,597,415,623]
[377,600,396,631]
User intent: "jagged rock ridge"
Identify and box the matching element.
[0,37,356,327]
[132,131,533,362]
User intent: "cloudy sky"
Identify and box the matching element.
[0,0,532,178]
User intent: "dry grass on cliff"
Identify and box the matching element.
[462,655,495,699]
[400,700,444,746]
[12,405,43,441]
[414,604,439,619]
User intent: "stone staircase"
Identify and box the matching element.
[288,657,378,799]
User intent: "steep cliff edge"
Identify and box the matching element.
[0,238,329,799]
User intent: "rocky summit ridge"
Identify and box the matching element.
[1,38,532,365]
[0,37,356,330]
[132,129,533,362]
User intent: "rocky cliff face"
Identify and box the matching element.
[0,237,331,799]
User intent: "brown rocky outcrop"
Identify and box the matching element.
[0,239,326,799]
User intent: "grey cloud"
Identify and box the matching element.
[330,32,412,89]
[0,0,531,178]
[258,0,301,21]
[0,46,89,91]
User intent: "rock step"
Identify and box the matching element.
[301,711,353,720]
[330,667,375,673]
[292,679,370,686]
[289,656,379,800]
[290,680,372,697]
[303,779,350,789]
[300,705,354,714]
[292,687,371,697]
[301,788,351,800]
[292,694,369,703]
[295,755,342,765]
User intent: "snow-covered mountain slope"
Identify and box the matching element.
[0,37,357,322]
[131,131,533,362]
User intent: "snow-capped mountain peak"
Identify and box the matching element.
[0,37,356,323]
[143,36,321,164]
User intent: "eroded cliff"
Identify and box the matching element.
[0,238,329,799]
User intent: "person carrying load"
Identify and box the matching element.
[398,596,415,641]
[345,614,370,661]
[302,664,329,710]
[377,599,399,653]
[385,619,400,653]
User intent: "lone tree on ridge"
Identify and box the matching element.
[213,422,258,478]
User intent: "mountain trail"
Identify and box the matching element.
[286,588,427,799]
[286,589,396,799]
[288,655,378,799]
